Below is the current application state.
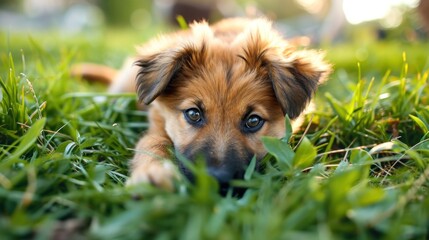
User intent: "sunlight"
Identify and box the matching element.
[343,0,419,25]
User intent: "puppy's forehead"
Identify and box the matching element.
[158,18,292,115]
[175,61,280,115]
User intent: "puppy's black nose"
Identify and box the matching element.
[180,143,252,196]
[207,166,234,183]
[179,163,246,196]
[207,166,245,196]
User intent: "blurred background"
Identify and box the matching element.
[0,0,426,44]
[2,0,428,99]
[1,0,428,89]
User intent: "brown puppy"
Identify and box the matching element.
[73,18,330,190]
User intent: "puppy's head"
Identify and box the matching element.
[136,18,330,189]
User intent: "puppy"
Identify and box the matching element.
[72,18,331,191]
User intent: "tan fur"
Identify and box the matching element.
[72,18,331,190]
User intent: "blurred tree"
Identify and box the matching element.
[169,0,217,25]
[418,0,429,33]
[234,0,330,19]
[97,0,152,26]
[0,0,22,10]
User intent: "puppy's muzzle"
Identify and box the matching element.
[179,143,254,195]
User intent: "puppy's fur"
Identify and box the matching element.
[73,18,330,190]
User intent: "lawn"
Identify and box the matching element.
[1,25,429,239]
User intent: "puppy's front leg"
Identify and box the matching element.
[127,107,177,190]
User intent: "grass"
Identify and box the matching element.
[1,27,429,239]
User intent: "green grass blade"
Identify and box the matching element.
[2,117,46,162]
[292,137,316,169]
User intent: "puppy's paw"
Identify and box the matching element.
[126,161,178,191]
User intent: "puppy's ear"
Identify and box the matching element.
[268,50,331,119]
[135,45,204,105]
[135,50,186,105]
[239,18,330,119]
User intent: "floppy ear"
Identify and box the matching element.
[135,50,186,105]
[237,18,330,119]
[268,50,331,119]
[135,45,204,105]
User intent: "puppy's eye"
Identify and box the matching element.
[184,108,202,124]
[244,115,265,133]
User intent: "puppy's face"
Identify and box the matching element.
[135,19,330,185]
[156,58,286,183]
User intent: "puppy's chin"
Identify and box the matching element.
[176,156,256,197]
[184,171,247,197]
